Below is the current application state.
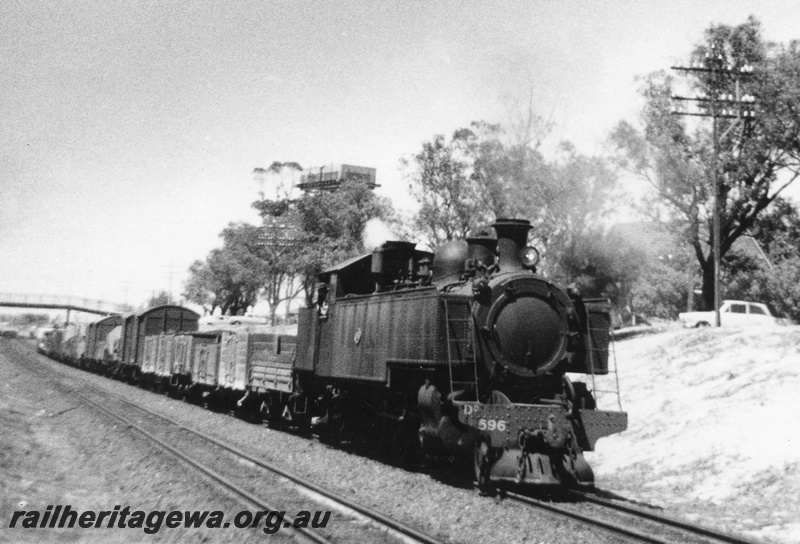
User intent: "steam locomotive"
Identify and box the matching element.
[39,218,627,490]
[277,218,627,489]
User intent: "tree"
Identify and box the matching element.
[146,291,172,308]
[721,197,800,322]
[183,259,218,314]
[258,210,306,325]
[293,179,394,303]
[401,129,497,248]
[766,258,800,322]
[183,223,266,316]
[750,196,800,261]
[403,117,619,289]
[558,230,648,314]
[252,162,394,308]
[252,161,302,216]
[534,142,619,279]
[251,162,307,324]
[611,17,800,309]
[0,313,49,326]
[630,252,694,321]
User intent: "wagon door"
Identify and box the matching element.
[219,331,240,389]
[194,339,220,386]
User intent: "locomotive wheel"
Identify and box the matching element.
[474,438,495,495]
[318,398,348,445]
[329,404,347,435]
[571,453,595,487]
[396,413,426,466]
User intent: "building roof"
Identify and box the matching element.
[610,221,772,266]
[609,222,677,257]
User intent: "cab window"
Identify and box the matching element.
[730,303,746,314]
[749,305,766,315]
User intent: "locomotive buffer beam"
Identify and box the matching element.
[455,401,627,487]
[454,401,627,450]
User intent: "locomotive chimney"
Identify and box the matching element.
[372,240,416,275]
[492,218,532,272]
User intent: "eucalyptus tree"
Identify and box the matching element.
[611,17,800,309]
[183,223,266,317]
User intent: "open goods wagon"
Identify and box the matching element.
[215,330,296,408]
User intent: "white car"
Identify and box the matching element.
[678,300,780,328]
[198,315,230,327]
[228,315,267,325]
[198,314,267,327]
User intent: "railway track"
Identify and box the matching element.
[7,340,445,544]
[6,338,767,544]
[91,392,446,544]
[503,489,761,544]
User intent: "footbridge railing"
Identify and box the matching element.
[0,293,126,316]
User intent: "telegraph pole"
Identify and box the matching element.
[671,45,755,327]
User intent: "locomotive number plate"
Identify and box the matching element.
[462,403,507,431]
[454,401,573,448]
[477,417,507,432]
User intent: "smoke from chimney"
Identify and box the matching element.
[363,218,399,250]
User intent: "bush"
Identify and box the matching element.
[630,263,690,320]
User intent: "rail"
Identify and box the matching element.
[10,340,446,544]
[505,489,761,544]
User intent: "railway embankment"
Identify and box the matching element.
[588,326,800,544]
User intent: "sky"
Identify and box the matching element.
[2,1,800,309]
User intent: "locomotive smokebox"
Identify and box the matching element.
[493,218,532,272]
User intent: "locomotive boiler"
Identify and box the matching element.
[287,218,627,489]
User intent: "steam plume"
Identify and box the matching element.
[363,218,399,250]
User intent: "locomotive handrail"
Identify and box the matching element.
[590,328,624,412]
[334,286,438,301]
[443,299,455,392]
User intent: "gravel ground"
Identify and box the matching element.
[0,340,293,543]
[2,339,624,544]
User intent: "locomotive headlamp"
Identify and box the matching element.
[519,246,540,269]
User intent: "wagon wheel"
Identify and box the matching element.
[258,400,281,428]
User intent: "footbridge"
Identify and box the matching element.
[0,293,126,317]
